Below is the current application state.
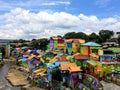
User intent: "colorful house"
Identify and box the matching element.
[58,38,65,50]
[87,55,102,77]
[33,68,46,76]
[71,53,89,66]
[59,62,82,88]
[49,37,65,51]
[66,39,85,54]
[72,39,80,53]
[50,37,54,50]
[47,60,61,82]
[81,42,101,55]
[99,49,120,76]
[66,39,73,54]
[56,54,67,62]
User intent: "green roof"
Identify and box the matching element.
[87,60,102,66]
[87,60,97,66]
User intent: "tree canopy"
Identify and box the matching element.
[99,30,114,42]
[63,32,76,39]
[88,33,102,43]
[31,38,49,50]
[63,32,89,41]
[12,30,116,49]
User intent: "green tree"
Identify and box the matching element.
[31,39,39,49]
[38,38,49,50]
[57,35,63,38]
[99,30,114,42]
[76,32,89,41]
[19,39,25,43]
[63,32,76,39]
[63,32,89,41]
[88,33,102,43]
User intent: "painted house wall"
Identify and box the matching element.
[80,46,89,55]
[50,37,65,50]
[72,43,79,53]
[58,38,64,50]
[54,40,58,49]
[70,72,79,83]
[67,42,72,54]
[98,50,103,55]
[50,39,54,49]
[100,55,113,62]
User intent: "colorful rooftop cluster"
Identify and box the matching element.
[12,36,120,89]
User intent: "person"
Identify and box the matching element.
[0,47,5,58]
[111,73,114,81]
[0,50,2,61]
[78,73,82,82]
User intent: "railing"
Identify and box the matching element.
[81,73,103,90]
[111,75,120,86]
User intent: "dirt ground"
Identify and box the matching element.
[6,65,44,90]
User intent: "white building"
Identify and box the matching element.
[112,32,120,38]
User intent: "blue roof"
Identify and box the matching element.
[19,58,27,62]
[47,60,60,69]
[81,42,101,46]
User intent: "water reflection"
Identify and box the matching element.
[0,63,21,90]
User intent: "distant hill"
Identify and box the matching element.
[0,39,14,43]
[0,39,15,46]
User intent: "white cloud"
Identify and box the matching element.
[41,2,56,6]
[0,8,120,40]
[0,0,70,15]
[41,1,70,6]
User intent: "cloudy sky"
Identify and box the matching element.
[0,0,120,40]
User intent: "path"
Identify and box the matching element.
[101,81,120,90]
[0,63,21,90]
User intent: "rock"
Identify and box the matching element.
[6,65,44,90]
[22,84,44,90]
[6,65,29,87]
[22,83,31,89]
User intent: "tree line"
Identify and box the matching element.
[12,30,120,50]
[63,30,114,43]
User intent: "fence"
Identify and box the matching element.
[82,73,103,90]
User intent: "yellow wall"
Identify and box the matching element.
[98,50,103,55]
[72,43,80,53]
[79,39,85,44]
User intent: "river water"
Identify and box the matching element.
[0,63,21,90]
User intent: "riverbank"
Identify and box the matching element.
[6,65,44,90]
[6,65,29,86]
[0,63,21,90]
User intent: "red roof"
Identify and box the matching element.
[33,60,41,65]
[74,55,89,60]
[59,63,77,70]
[73,39,80,43]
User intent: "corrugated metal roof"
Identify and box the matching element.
[81,42,101,46]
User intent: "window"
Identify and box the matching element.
[92,49,98,54]
[104,50,113,54]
